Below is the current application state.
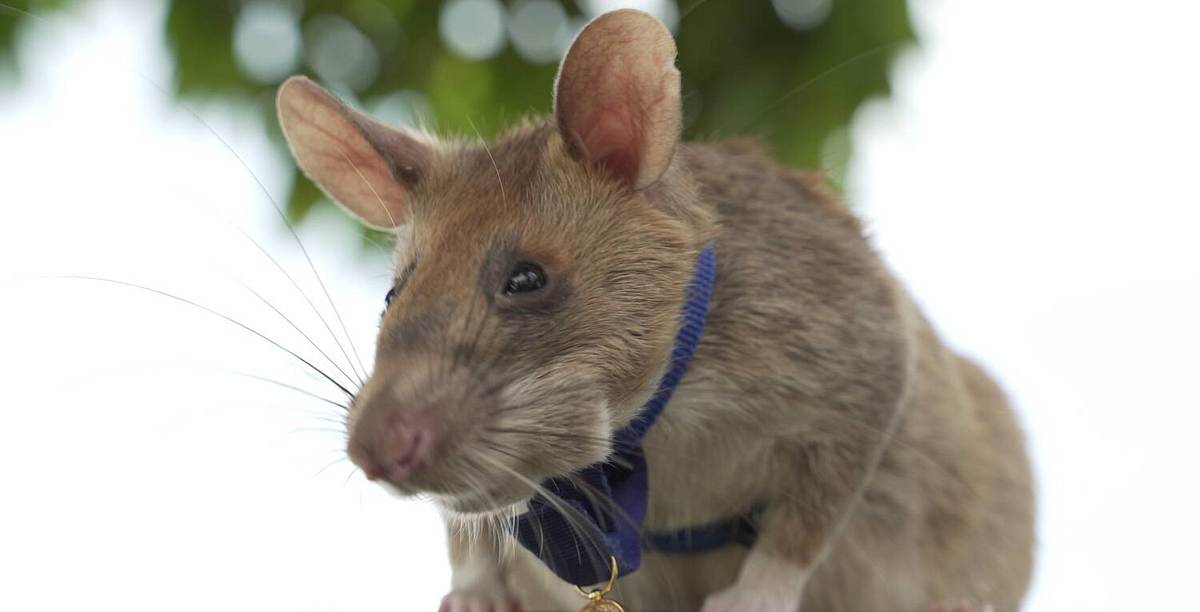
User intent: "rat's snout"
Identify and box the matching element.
[346,356,487,493]
[350,411,437,483]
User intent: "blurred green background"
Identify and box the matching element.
[1,0,913,231]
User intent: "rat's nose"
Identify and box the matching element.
[352,413,436,483]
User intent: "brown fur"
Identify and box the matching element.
[277,9,1035,612]
[473,131,1034,611]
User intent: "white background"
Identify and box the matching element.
[2,1,1198,610]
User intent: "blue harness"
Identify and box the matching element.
[514,245,760,586]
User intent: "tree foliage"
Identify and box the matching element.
[1,0,915,232]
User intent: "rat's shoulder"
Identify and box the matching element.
[680,138,863,238]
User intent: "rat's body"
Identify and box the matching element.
[448,135,1035,612]
[276,9,1034,611]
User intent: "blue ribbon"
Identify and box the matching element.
[515,245,738,586]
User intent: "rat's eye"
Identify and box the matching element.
[504,262,547,295]
[379,288,397,325]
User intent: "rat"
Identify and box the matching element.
[275,9,1034,612]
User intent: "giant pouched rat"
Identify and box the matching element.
[275,9,1034,612]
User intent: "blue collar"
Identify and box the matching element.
[515,245,756,586]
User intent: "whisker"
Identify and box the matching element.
[226,370,348,411]
[565,474,684,611]
[484,441,639,540]
[483,426,637,457]
[337,149,400,229]
[308,414,350,428]
[288,427,349,436]
[482,440,680,607]
[135,75,372,384]
[467,116,507,208]
[444,117,509,400]
[454,288,500,401]
[362,231,394,253]
[229,225,365,388]
[458,454,513,546]
[343,465,360,487]
[237,280,360,393]
[79,365,351,413]
[315,455,350,479]
[38,275,356,399]
[475,451,613,580]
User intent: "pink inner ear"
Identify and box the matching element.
[554,9,681,190]
[277,76,422,229]
[579,109,642,184]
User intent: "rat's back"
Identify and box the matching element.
[667,139,1036,610]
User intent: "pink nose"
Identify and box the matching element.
[354,414,435,483]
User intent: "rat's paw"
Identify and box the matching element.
[438,589,521,612]
[701,586,802,612]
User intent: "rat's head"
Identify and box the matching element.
[277,10,712,516]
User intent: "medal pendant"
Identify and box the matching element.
[575,557,625,612]
[579,593,625,612]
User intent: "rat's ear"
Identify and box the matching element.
[276,76,429,229]
[554,9,681,190]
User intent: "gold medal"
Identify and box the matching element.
[576,557,625,612]
[580,597,625,612]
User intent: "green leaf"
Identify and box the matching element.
[3,0,917,240]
